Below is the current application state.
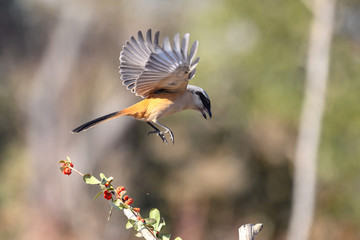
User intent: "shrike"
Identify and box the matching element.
[72,29,212,144]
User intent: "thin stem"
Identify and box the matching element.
[70,167,84,177]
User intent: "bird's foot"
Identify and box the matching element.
[148,130,167,143]
[148,129,174,145]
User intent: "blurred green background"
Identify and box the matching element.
[1,0,360,239]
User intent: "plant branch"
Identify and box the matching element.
[123,209,158,240]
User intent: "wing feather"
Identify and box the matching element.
[190,57,200,72]
[162,37,178,66]
[145,30,153,51]
[130,37,148,60]
[172,33,182,62]
[137,31,151,55]
[119,29,200,97]
[181,33,189,61]
[154,31,160,46]
[188,40,199,64]
[123,43,145,64]
[149,52,176,69]
[148,55,173,70]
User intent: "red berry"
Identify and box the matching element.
[136,216,142,221]
[103,190,112,200]
[123,195,129,201]
[125,198,133,205]
[105,182,109,187]
[116,186,125,194]
[69,162,74,168]
[133,208,140,212]
[63,167,72,175]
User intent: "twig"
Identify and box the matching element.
[70,167,84,177]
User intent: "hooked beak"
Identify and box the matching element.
[201,107,212,120]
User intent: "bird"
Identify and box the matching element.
[72,29,212,145]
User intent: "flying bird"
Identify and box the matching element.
[72,29,212,144]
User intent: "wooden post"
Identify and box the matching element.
[239,223,263,240]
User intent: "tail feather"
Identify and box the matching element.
[72,111,123,133]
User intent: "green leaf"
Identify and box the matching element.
[100,173,106,179]
[149,208,160,229]
[126,220,135,229]
[158,219,166,232]
[174,237,182,240]
[145,218,157,225]
[83,174,101,185]
[135,232,143,238]
[94,191,103,200]
[159,233,171,240]
[133,221,143,231]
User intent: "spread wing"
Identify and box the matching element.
[119,29,199,98]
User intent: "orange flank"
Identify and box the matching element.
[122,93,178,122]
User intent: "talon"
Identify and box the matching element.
[148,130,168,144]
[168,130,174,145]
[158,132,167,143]
[161,134,168,144]
[147,122,174,145]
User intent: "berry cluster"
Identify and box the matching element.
[101,184,135,208]
[115,186,134,205]
[103,190,112,200]
[61,161,73,175]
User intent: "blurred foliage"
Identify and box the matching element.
[1,0,360,239]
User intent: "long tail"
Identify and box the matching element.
[72,111,124,133]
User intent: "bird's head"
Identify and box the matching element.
[187,85,212,119]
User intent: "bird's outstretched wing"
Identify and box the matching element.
[119,29,199,98]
